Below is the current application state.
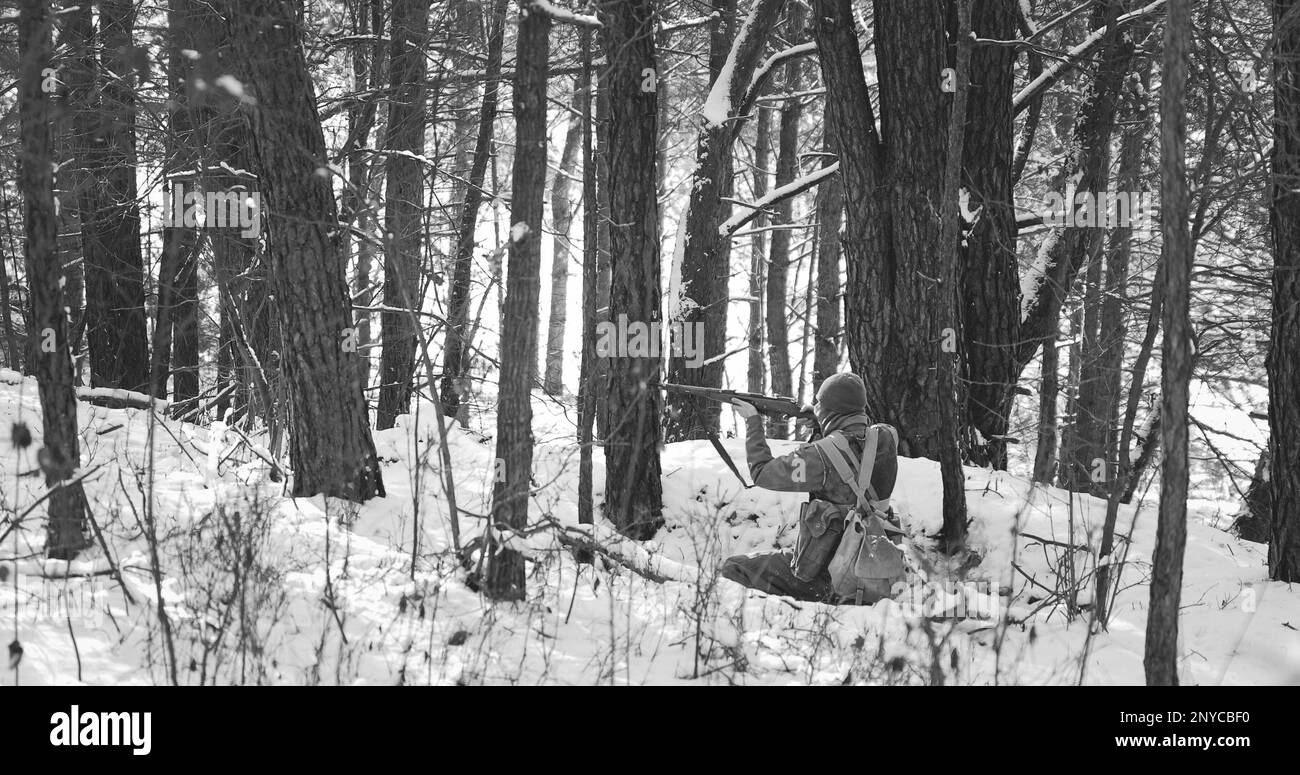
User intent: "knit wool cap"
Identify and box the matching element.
[816,373,869,415]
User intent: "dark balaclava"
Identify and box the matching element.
[815,373,871,436]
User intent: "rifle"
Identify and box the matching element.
[662,383,820,488]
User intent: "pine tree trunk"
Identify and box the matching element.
[224,0,384,501]
[811,142,842,393]
[747,106,771,395]
[813,0,967,547]
[79,0,150,392]
[440,0,509,423]
[543,80,587,396]
[485,1,550,601]
[1269,0,1300,582]
[663,0,786,441]
[1145,0,1192,685]
[960,0,1019,469]
[19,0,89,560]
[577,27,597,533]
[599,0,664,539]
[376,0,431,429]
[765,10,803,438]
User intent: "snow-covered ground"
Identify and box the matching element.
[0,374,1295,685]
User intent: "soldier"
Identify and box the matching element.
[721,373,901,602]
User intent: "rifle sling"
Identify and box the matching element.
[706,430,753,489]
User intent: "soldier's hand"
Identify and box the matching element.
[731,399,759,419]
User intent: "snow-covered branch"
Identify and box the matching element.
[740,42,818,114]
[529,0,601,28]
[1012,0,1166,116]
[719,161,840,237]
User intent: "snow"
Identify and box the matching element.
[530,0,600,28]
[213,74,250,103]
[510,221,531,243]
[0,371,1294,685]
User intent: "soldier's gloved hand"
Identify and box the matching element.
[731,399,759,419]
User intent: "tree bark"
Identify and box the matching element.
[813,0,967,548]
[224,0,385,501]
[960,0,1019,468]
[747,105,772,395]
[19,0,89,560]
[79,0,150,392]
[812,139,843,393]
[1269,0,1300,582]
[376,0,432,430]
[765,6,804,438]
[1145,0,1191,686]
[663,0,787,441]
[486,0,550,601]
[543,80,588,396]
[598,0,664,539]
[439,0,509,423]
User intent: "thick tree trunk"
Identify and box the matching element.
[543,80,587,396]
[960,0,1019,469]
[376,0,431,430]
[599,0,664,539]
[1145,0,1191,686]
[439,0,509,423]
[19,0,89,560]
[78,0,150,392]
[485,1,549,601]
[224,0,384,501]
[1269,0,1300,582]
[813,0,967,547]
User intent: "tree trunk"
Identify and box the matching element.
[376,0,431,430]
[577,26,597,538]
[813,0,967,548]
[224,0,384,501]
[543,80,587,396]
[485,1,550,601]
[766,9,804,437]
[439,0,509,423]
[78,0,150,392]
[1145,0,1191,686]
[1269,0,1300,582]
[746,105,772,395]
[812,140,842,393]
[959,0,1019,469]
[599,0,664,539]
[19,0,89,560]
[663,0,786,441]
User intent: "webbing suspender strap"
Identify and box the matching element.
[821,428,878,509]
